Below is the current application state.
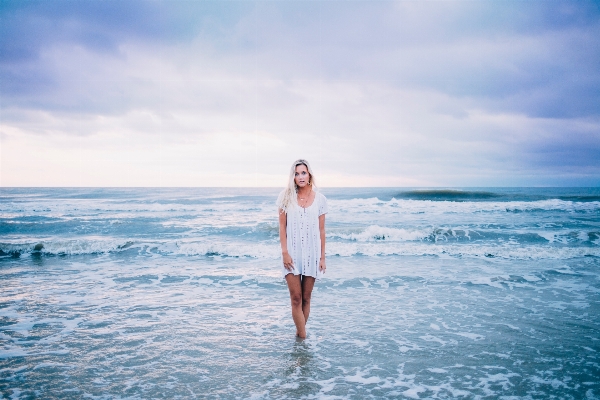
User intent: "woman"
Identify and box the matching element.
[277,159,328,339]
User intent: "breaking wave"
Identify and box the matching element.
[2,237,598,261]
[329,198,600,214]
[329,225,600,245]
[331,225,431,242]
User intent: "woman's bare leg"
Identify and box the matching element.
[301,275,316,324]
[285,274,306,338]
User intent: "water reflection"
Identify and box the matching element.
[287,338,313,373]
[278,338,320,396]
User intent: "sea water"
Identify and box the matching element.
[1,187,599,399]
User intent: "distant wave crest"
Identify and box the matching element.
[329,197,600,213]
[395,190,500,201]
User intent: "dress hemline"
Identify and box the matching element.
[282,269,322,280]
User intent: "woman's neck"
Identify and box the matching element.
[297,186,312,198]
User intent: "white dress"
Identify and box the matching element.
[277,190,328,279]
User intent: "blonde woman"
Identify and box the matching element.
[276,159,328,339]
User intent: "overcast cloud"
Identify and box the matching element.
[1,0,599,186]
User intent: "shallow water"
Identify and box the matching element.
[1,188,599,398]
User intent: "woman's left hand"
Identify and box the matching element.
[319,257,326,273]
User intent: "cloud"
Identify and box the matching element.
[1,0,599,186]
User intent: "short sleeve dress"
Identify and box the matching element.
[277,190,328,279]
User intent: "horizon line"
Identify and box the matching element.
[2,186,599,189]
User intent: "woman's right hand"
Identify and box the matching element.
[282,251,294,271]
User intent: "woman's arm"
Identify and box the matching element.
[279,209,293,270]
[319,214,326,273]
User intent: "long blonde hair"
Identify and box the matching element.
[277,159,318,213]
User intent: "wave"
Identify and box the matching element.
[352,188,600,203]
[0,238,282,259]
[329,197,600,214]
[330,225,477,243]
[395,190,501,201]
[174,241,279,258]
[326,242,600,260]
[2,236,598,261]
[331,225,431,242]
[0,238,137,257]
[557,195,600,202]
[329,225,600,245]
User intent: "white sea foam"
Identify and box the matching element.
[2,236,598,261]
[0,238,137,256]
[327,241,600,260]
[428,368,448,373]
[402,386,428,399]
[345,369,382,385]
[174,241,280,259]
[392,338,422,353]
[331,225,430,242]
[329,224,599,247]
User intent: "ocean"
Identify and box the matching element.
[1,187,599,398]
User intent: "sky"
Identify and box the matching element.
[1,0,599,187]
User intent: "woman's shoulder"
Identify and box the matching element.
[315,191,327,207]
[315,191,328,215]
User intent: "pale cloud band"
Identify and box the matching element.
[1,1,599,186]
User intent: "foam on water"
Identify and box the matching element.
[331,225,431,242]
[2,234,598,261]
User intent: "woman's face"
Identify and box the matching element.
[294,164,310,188]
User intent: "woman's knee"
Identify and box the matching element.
[302,292,311,306]
[290,293,302,307]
